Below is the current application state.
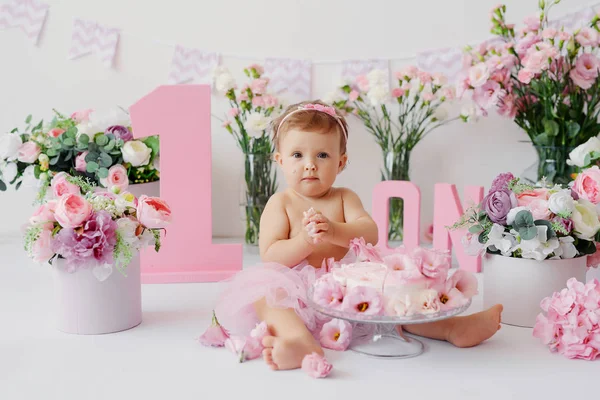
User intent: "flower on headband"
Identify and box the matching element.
[301,104,338,118]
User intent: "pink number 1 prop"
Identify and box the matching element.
[130,85,243,283]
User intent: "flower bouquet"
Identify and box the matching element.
[458,1,600,185]
[0,108,159,202]
[328,67,458,241]
[213,64,283,245]
[23,171,171,334]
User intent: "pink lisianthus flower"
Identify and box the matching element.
[349,237,383,263]
[341,286,384,315]
[301,353,333,378]
[198,310,230,347]
[313,277,345,309]
[319,319,352,351]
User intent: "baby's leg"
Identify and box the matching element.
[402,304,503,348]
[254,298,323,370]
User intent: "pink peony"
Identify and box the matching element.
[70,109,93,123]
[101,164,129,193]
[137,195,172,229]
[75,151,88,172]
[319,319,352,351]
[341,286,384,315]
[301,353,332,378]
[17,141,41,163]
[313,277,345,309]
[51,172,81,198]
[32,228,55,264]
[48,128,65,138]
[573,166,600,204]
[198,311,230,347]
[54,194,92,229]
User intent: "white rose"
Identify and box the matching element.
[0,134,23,160]
[0,162,18,184]
[567,137,600,167]
[243,113,269,137]
[572,199,600,240]
[552,236,578,259]
[433,107,448,121]
[367,69,388,87]
[468,62,490,88]
[122,140,152,167]
[548,189,575,217]
[367,85,389,106]
[506,206,530,226]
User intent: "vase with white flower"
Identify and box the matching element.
[329,68,458,242]
[451,172,598,327]
[23,172,171,334]
[458,1,600,185]
[213,64,283,245]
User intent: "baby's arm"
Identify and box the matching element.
[329,188,379,247]
[259,192,314,267]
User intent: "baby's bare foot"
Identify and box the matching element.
[262,334,323,370]
[447,304,503,348]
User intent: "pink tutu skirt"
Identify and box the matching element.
[214,251,356,337]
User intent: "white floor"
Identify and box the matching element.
[1,234,596,400]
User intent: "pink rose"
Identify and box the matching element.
[529,199,551,220]
[517,188,549,207]
[30,200,57,230]
[136,195,172,229]
[573,166,600,204]
[523,50,549,73]
[301,353,332,378]
[51,172,81,198]
[17,141,41,163]
[75,151,88,172]
[319,319,352,351]
[349,90,360,101]
[576,28,599,47]
[54,194,93,229]
[32,228,55,264]
[101,165,129,192]
[48,128,65,138]
[518,68,535,84]
[70,109,93,123]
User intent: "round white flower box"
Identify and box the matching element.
[52,254,142,334]
[483,253,588,328]
[127,180,160,198]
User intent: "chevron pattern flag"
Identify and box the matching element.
[168,46,219,84]
[264,58,312,98]
[549,6,596,31]
[416,47,465,82]
[0,0,48,45]
[341,59,389,84]
[68,18,120,68]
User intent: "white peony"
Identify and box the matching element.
[552,236,578,259]
[367,69,389,87]
[367,85,389,106]
[506,206,530,226]
[243,112,269,137]
[548,189,575,217]
[121,140,152,167]
[567,137,600,167]
[0,162,18,184]
[0,133,23,160]
[213,67,236,94]
[519,225,560,261]
[571,199,600,240]
[468,62,490,88]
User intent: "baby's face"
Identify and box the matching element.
[275,128,347,198]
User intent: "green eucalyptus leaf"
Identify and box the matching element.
[64,152,73,162]
[88,143,98,153]
[33,165,41,179]
[86,161,99,173]
[566,121,580,138]
[46,149,58,157]
[78,134,90,145]
[0,180,6,191]
[66,127,77,138]
[543,119,559,137]
[97,167,109,179]
[49,156,59,166]
[64,138,74,147]
[95,134,109,146]
[99,153,113,168]
[520,226,538,241]
[469,225,483,234]
[25,114,32,124]
[104,139,116,152]
[514,210,534,228]
[533,133,550,146]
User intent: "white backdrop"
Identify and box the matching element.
[0,0,593,239]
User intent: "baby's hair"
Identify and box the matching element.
[270,100,349,154]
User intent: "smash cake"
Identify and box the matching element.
[311,239,478,317]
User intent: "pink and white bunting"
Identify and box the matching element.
[0,0,48,45]
[341,59,389,84]
[168,46,219,85]
[264,58,312,98]
[549,6,596,31]
[416,47,465,82]
[68,18,120,69]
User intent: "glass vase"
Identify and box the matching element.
[241,153,277,246]
[381,149,411,242]
[533,145,575,186]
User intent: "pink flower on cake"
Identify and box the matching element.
[385,293,414,316]
[446,269,479,299]
[198,310,230,347]
[301,353,332,378]
[573,166,600,204]
[411,247,450,284]
[319,319,352,351]
[342,286,384,315]
[137,195,172,229]
[418,289,442,314]
[349,237,383,263]
[313,278,345,309]
[54,194,93,229]
[51,172,82,198]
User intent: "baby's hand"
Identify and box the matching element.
[302,208,333,245]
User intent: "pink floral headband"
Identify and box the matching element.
[276,103,348,140]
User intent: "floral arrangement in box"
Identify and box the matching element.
[0,108,159,202]
[457,1,600,185]
[23,171,171,281]
[451,172,600,261]
[212,64,284,245]
[328,67,458,241]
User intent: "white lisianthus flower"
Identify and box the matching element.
[244,112,269,137]
[548,189,575,217]
[122,140,152,167]
[519,225,560,261]
[506,206,530,226]
[0,134,23,160]
[567,137,600,167]
[367,85,389,106]
[551,236,578,259]
[571,199,600,240]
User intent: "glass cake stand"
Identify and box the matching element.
[306,286,472,359]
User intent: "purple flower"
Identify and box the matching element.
[570,188,580,201]
[483,190,513,225]
[52,210,117,270]
[489,172,515,193]
[105,125,133,142]
[552,216,573,234]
